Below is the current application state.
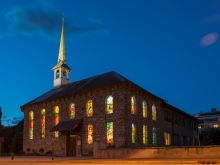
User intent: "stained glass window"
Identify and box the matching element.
[69,103,75,119]
[152,104,157,121]
[29,111,34,140]
[106,96,113,114]
[41,109,46,138]
[86,100,93,117]
[152,127,157,145]
[87,124,93,144]
[106,122,113,144]
[143,125,148,144]
[131,96,136,114]
[132,123,136,143]
[143,101,147,118]
[164,132,171,145]
[54,106,59,138]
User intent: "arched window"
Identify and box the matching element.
[86,100,93,117]
[29,111,34,140]
[87,124,93,144]
[131,123,136,143]
[106,122,113,144]
[106,95,113,114]
[152,127,157,145]
[142,100,147,118]
[69,103,75,119]
[131,96,136,114]
[41,109,46,138]
[54,106,59,138]
[63,71,67,80]
[152,104,157,121]
[56,70,60,79]
[143,125,148,145]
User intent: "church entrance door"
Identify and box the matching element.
[67,134,81,156]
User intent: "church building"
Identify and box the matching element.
[21,18,199,157]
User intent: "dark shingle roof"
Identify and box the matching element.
[50,119,82,132]
[21,71,143,108]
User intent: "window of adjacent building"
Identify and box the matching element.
[152,104,157,121]
[106,122,113,144]
[87,124,93,144]
[86,100,93,117]
[106,96,113,114]
[54,106,59,138]
[143,100,147,118]
[41,109,46,138]
[152,127,157,145]
[29,111,34,140]
[131,96,136,114]
[131,123,136,143]
[164,132,171,145]
[69,103,75,119]
[143,125,148,145]
[56,70,60,79]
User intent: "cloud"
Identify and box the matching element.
[4,5,105,37]
[200,32,218,47]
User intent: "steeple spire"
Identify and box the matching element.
[58,16,66,63]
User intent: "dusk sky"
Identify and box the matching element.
[0,0,220,125]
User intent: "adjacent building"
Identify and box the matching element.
[21,18,199,157]
[194,108,220,131]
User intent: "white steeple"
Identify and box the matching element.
[52,16,71,88]
[58,16,66,63]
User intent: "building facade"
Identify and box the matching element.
[21,18,199,157]
[194,108,220,131]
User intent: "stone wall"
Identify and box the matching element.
[0,137,3,153]
[94,143,220,159]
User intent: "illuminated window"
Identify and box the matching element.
[106,122,113,144]
[143,100,147,118]
[86,100,93,117]
[56,70,60,79]
[41,109,46,138]
[164,132,171,145]
[131,96,136,114]
[132,123,136,143]
[152,104,157,121]
[152,127,157,145]
[106,96,113,114]
[69,103,75,119]
[87,124,93,144]
[143,125,148,145]
[54,106,59,138]
[29,111,34,140]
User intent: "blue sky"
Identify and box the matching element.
[0,0,220,125]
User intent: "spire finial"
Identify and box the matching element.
[58,16,66,63]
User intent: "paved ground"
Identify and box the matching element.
[0,156,219,165]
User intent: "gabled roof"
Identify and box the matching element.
[22,71,156,108]
[50,119,82,132]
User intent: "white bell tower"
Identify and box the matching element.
[52,17,71,88]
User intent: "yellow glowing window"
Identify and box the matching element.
[69,103,75,119]
[143,125,148,144]
[164,132,171,145]
[152,127,157,145]
[132,123,136,143]
[54,106,59,138]
[143,100,147,118]
[87,124,93,144]
[106,96,113,114]
[41,109,46,138]
[152,104,157,121]
[29,111,34,140]
[86,100,93,117]
[106,122,113,144]
[131,96,136,114]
